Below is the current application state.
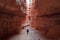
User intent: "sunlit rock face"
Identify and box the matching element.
[31,0,60,40]
[0,0,26,40]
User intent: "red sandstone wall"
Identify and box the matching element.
[31,0,60,39]
[0,0,26,40]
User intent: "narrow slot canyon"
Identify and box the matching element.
[9,0,42,40]
[0,0,60,40]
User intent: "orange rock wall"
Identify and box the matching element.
[31,0,60,39]
[0,0,26,40]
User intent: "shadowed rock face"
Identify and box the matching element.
[0,0,26,40]
[31,0,60,39]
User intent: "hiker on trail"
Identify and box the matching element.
[27,29,29,34]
